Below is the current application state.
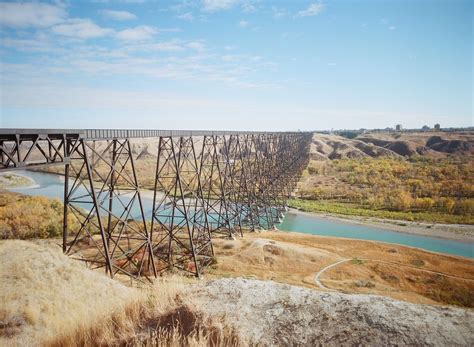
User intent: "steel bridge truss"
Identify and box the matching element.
[0,129,311,280]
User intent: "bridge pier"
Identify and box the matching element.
[0,129,312,280]
[62,137,155,280]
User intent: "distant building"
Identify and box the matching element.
[434,123,441,131]
[396,124,402,131]
[421,125,430,131]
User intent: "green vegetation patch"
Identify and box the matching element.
[289,199,474,225]
[411,259,425,267]
[351,258,364,265]
[297,157,474,225]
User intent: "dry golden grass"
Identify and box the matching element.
[0,240,241,346]
[208,231,474,308]
[0,239,143,346]
[322,260,474,307]
[207,236,341,288]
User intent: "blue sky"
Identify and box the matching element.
[0,0,472,131]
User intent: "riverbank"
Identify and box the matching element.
[0,172,39,189]
[3,239,473,346]
[289,198,473,225]
[5,169,473,252]
[209,231,474,307]
[288,208,474,243]
[141,186,474,244]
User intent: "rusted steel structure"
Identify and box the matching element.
[0,129,312,280]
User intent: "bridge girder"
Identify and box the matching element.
[0,129,312,280]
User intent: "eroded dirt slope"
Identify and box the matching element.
[311,131,474,159]
[190,278,474,346]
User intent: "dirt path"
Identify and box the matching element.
[315,257,474,291]
[314,258,350,290]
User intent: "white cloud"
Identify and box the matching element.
[242,2,257,13]
[202,0,239,12]
[2,82,230,111]
[177,12,194,21]
[124,40,185,51]
[187,41,206,51]
[157,27,182,33]
[221,54,261,63]
[147,40,185,51]
[0,2,67,28]
[52,19,113,39]
[2,24,279,93]
[239,20,248,28]
[272,7,288,19]
[100,10,137,21]
[116,25,157,41]
[389,25,396,30]
[0,37,59,53]
[297,2,325,17]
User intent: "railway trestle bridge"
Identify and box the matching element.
[0,129,312,280]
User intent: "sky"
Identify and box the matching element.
[0,0,472,131]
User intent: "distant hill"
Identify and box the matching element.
[310,131,474,160]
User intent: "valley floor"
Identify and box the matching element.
[209,231,474,307]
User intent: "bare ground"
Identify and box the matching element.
[189,278,474,346]
[209,232,474,307]
[1,239,474,346]
[311,131,474,159]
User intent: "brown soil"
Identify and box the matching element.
[207,231,474,308]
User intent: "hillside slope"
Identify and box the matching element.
[191,278,474,346]
[0,240,143,346]
[312,131,474,160]
[1,239,473,346]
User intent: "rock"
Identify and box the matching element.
[354,280,375,288]
[189,278,474,346]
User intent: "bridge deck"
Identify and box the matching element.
[0,128,306,140]
[0,127,312,280]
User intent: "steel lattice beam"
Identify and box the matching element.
[0,129,312,279]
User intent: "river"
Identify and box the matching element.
[5,170,473,259]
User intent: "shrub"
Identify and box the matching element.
[0,192,78,239]
[411,259,425,267]
[298,156,474,224]
[351,258,364,265]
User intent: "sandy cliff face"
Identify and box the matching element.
[310,131,474,160]
[190,278,474,347]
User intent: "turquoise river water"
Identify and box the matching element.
[6,170,473,259]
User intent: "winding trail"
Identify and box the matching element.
[314,258,350,290]
[315,257,474,291]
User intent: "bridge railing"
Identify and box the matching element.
[0,128,312,281]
